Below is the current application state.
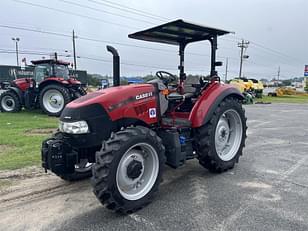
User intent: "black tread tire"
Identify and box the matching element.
[78,87,87,96]
[72,87,87,99]
[92,126,165,214]
[39,84,71,116]
[0,90,22,112]
[195,97,247,173]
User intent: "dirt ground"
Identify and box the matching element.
[0,103,308,231]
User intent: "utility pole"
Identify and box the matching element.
[238,39,249,78]
[277,66,280,81]
[225,57,228,82]
[12,37,20,66]
[72,30,77,70]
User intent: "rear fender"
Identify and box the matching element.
[189,82,244,128]
[39,79,69,90]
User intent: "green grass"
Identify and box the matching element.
[255,95,308,104]
[0,111,57,170]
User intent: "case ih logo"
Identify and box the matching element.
[136,92,153,100]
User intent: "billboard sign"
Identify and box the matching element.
[305,65,308,76]
[0,65,87,84]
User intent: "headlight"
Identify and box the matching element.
[59,120,89,134]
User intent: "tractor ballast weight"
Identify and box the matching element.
[41,19,247,213]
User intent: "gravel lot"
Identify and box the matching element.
[0,103,308,231]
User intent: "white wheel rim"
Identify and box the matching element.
[43,89,64,113]
[215,109,243,161]
[116,142,159,201]
[1,95,15,111]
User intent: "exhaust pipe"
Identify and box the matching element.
[106,45,120,87]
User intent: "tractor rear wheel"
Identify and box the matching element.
[77,87,87,96]
[72,87,87,99]
[92,126,165,213]
[39,84,71,116]
[195,97,247,173]
[0,90,21,112]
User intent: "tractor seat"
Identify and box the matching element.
[184,75,200,94]
[167,92,193,101]
[161,117,192,128]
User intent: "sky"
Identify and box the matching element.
[0,0,307,80]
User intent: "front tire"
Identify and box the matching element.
[39,84,71,116]
[195,97,247,173]
[0,90,21,112]
[92,126,165,214]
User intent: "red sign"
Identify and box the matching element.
[305,65,308,72]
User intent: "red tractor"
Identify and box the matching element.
[41,20,247,213]
[0,58,86,116]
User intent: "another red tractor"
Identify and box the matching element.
[0,58,86,116]
[41,20,247,213]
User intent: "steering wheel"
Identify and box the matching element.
[156,71,177,85]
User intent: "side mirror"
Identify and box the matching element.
[215,61,223,67]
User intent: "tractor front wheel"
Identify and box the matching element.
[0,90,21,112]
[92,126,165,213]
[39,84,71,116]
[195,97,247,173]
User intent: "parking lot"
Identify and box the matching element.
[0,103,308,231]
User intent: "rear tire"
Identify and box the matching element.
[92,126,165,214]
[39,84,71,116]
[78,87,87,96]
[195,97,247,173]
[0,90,21,112]
[72,87,87,99]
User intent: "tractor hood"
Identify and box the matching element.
[67,84,155,110]
[62,83,158,125]
[59,83,158,147]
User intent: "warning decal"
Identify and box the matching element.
[149,108,156,118]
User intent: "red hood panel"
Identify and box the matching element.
[66,84,158,124]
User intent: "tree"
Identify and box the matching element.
[87,74,101,86]
[281,79,292,86]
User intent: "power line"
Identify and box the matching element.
[0,24,71,38]
[0,23,234,60]
[11,0,139,30]
[250,41,302,62]
[2,20,296,75]
[12,0,304,66]
[59,0,156,25]
[89,0,170,21]
[228,33,303,63]
[0,48,186,71]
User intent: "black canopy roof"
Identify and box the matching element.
[128,19,231,46]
